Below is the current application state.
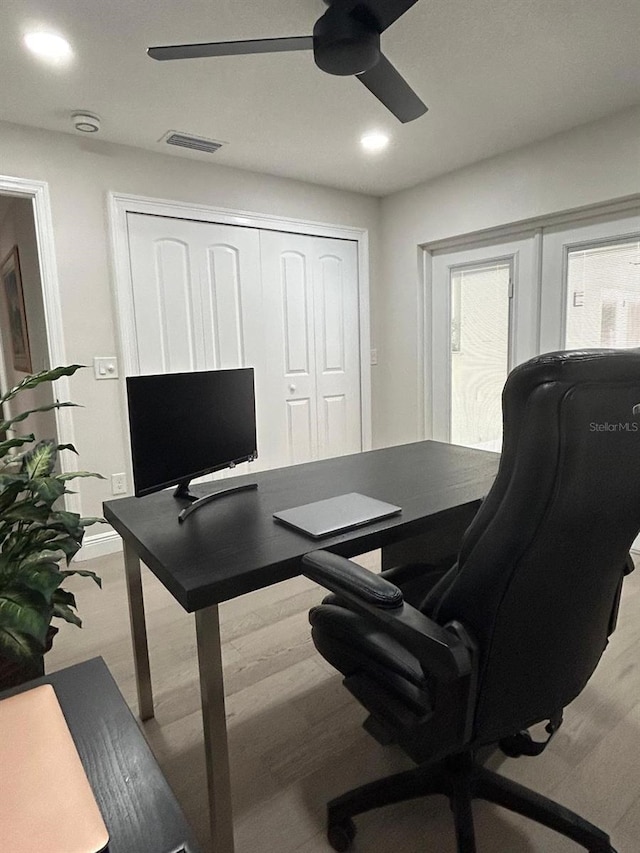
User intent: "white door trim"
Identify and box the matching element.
[108,191,372,451]
[0,174,81,516]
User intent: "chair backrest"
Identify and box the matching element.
[425,349,640,745]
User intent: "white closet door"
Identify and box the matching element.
[126,214,362,473]
[260,231,361,468]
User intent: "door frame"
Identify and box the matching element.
[419,194,640,440]
[108,191,372,451]
[539,213,640,354]
[0,174,81,514]
[432,253,516,444]
[425,233,542,441]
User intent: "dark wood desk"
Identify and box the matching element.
[0,657,201,853]
[104,440,499,853]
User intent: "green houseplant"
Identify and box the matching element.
[0,364,103,688]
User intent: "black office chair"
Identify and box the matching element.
[302,349,640,853]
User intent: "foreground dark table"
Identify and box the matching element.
[0,657,201,853]
[104,440,500,853]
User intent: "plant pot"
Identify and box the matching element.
[0,626,58,692]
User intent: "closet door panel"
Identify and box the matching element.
[260,234,317,468]
[201,244,245,369]
[127,217,200,374]
[286,398,314,465]
[282,252,313,376]
[313,241,361,459]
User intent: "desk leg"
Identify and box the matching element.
[195,604,235,853]
[123,540,154,721]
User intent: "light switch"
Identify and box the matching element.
[94,357,119,380]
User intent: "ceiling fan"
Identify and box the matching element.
[148,0,427,124]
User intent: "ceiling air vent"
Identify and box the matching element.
[162,131,224,153]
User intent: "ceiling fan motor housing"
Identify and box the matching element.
[313,8,381,76]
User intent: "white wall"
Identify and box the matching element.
[377,105,640,448]
[0,121,381,531]
[0,196,56,443]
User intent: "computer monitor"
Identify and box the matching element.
[126,368,258,511]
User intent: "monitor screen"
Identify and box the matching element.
[126,368,257,497]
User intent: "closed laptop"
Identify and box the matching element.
[0,684,109,853]
[273,492,401,538]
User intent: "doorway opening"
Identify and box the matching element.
[0,195,57,445]
[0,175,80,518]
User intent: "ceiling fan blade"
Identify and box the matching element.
[357,53,427,122]
[330,0,421,33]
[148,36,313,62]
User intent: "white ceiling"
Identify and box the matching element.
[1,0,639,196]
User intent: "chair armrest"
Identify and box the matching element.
[303,549,404,608]
[302,550,472,682]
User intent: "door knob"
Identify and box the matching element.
[289,384,296,393]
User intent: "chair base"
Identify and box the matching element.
[326,752,616,853]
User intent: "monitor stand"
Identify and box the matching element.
[174,480,258,523]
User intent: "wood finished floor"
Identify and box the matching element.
[47,551,640,853]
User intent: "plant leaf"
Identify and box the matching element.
[56,471,105,482]
[0,434,35,456]
[80,516,105,527]
[52,601,82,628]
[18,549,66,570]
[0,481,26,515]
[28,477,66,503]
[50,510,82,534]
[0,472,29,489]
[0,589,50,643]
[60,568,102,587]
[0,625,43,664]
[52,587,77,608]
[0,365,84,406]
[0,402,78,434]
[55,443,78,454]
[20,567,63,603]
[2,501,50,524]
[22,440,57,479]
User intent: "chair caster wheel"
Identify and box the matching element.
[327,817,356,851]
[499,730,533,758]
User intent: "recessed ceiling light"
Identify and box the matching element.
[24,31,73,63]
[360,131,390,153]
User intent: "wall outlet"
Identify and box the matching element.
[111,473,127,495]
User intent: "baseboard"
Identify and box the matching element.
[76,529,122,562]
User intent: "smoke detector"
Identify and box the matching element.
[72,111,101,133]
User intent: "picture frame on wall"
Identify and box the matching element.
[1,246,32,373]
